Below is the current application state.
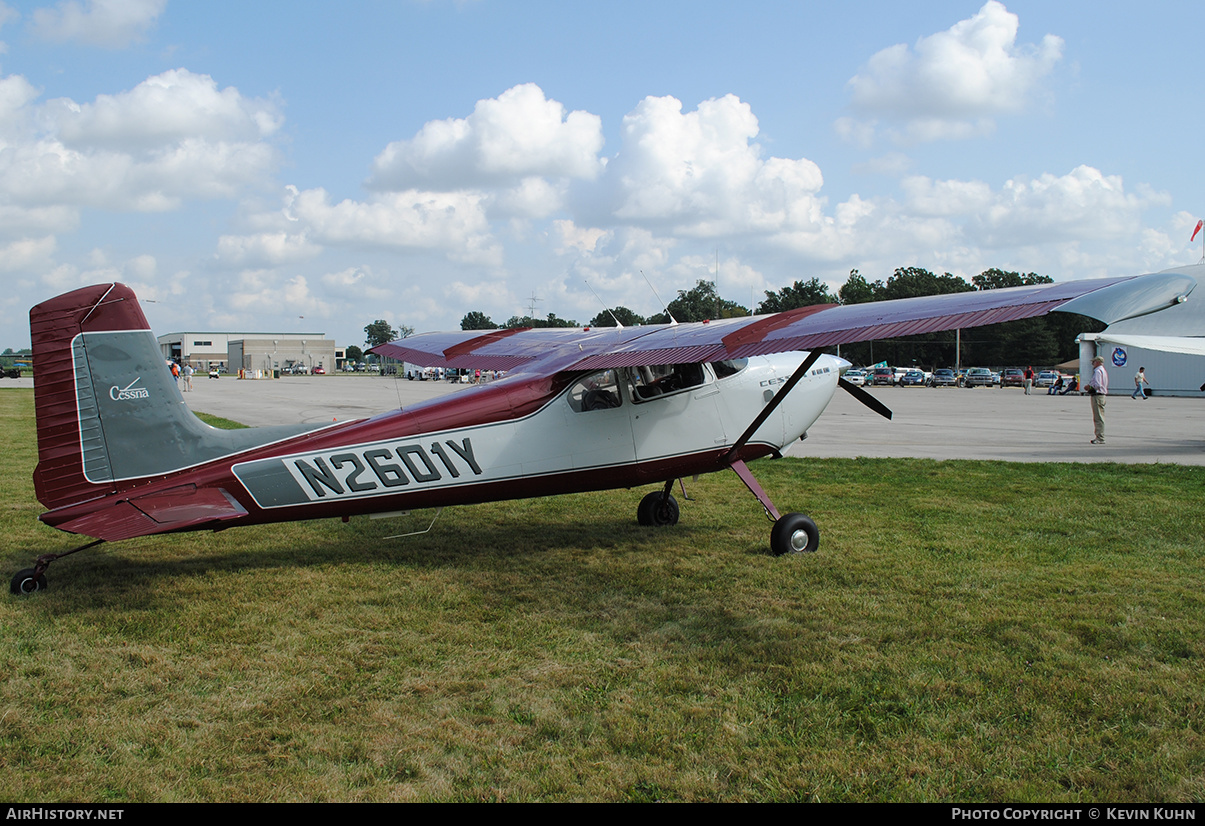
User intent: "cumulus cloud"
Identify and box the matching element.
[51,68,282,150]
[277,185,501,265]
[30,0,165,49]
[0,235,55,272]
[974,165,1167,247]
[368,83,604,191]
[0,74,40,138]
[40,249,166,295]
[551,220,609,255]
[216,232,321,267]
[0,69,281,214]
[901,175,994,216]
[843,1,1063,143]
[603,94,826,237]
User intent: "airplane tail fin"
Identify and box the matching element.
[32,283,157,509]
[31,283,317,513]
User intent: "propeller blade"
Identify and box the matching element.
[838,378,893,420]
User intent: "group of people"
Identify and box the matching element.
[1046,374,1077,395]
[167,359,195,391]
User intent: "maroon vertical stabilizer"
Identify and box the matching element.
[30,283,149,510]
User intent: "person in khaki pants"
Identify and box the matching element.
[1088,356,1108,444]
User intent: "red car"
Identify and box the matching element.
[1000,368,1024,388]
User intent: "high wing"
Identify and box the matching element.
[373,267,1197,372]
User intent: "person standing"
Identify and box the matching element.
[1088,356,1108,444]
[1132,367,1150,400]
[182,362,194,392]
[1024,366,1034,395]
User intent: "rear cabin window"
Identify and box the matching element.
[567,370,623,412]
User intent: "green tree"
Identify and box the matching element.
[364,319,397,347]
[344,345,363,364]
[757,277,835,314]
[502,313,579,329]
[364,319,412,346]
[971,268,1052,290]
[879,267,973,300]
[837,269,881,305]
[460,311,499,330]
[589,306,645,327]
[647,280,748,324]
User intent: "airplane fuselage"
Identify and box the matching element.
[39,352,845,538]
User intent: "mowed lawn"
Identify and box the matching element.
[1,388,1203,802]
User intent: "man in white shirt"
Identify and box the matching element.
[1132,367,1149,400]
[1088,356,1108,444]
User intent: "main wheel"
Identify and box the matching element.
[637,492,680,526]
[770,513,819,556]
[10,568,47,595]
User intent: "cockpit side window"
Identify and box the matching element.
[626,363,710,402]
[567,370,623,412]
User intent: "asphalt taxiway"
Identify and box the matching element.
[159,373,1205,467]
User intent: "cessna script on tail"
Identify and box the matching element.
[10,266,1196,594]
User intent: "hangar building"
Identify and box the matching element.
[157,331,340,375]
[1077,262,1205,396]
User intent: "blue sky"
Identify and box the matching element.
[1,0,1202,348]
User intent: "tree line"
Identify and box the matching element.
[372,267,1102,369]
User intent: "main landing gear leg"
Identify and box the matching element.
[10,539,105,595]
[729,459,819,556]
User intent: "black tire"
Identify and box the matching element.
[637,491,680,526]
[770,513,819,556]
[10,568,47,595]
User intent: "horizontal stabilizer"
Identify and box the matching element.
[48,486,248,541]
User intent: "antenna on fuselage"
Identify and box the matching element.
[583,278,623,329]
[641,270,677,326]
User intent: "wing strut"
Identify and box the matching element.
[722,349,824,465]
[729,459,781,521]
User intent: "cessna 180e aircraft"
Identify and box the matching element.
[11,269,1197,594]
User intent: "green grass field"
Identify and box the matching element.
[1,388,1203,802]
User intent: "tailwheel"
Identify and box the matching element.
[11,568,48,595]
[770,513,819,556]
[637,491,680,526]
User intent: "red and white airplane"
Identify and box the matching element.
[12,269,1196,594]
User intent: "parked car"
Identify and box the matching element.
[871,367,895,386]
[1000,368,1025,388]
[930,368,958,387]
[899,369,927,387]
[843,369,867,387]
[1036,370,1060,387]
[964,367,994,388]
[312,366,326,375]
